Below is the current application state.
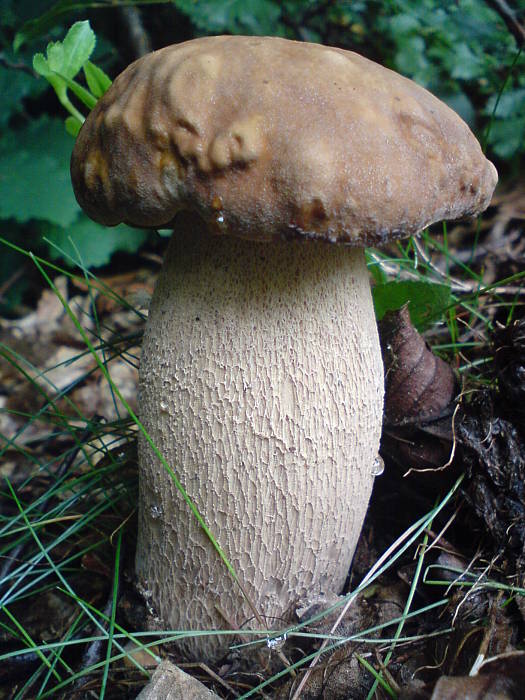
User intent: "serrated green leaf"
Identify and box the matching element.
[372,281,451,331]
[32,52,50,77]
[83,60,112,98]
[60,20,96,78]
[0,116,79,227]
[33,20,95,80]
[46,40,67,74]
[42,215,149,268]
[33,20,97,122]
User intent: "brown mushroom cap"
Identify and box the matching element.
[71,35,497,246]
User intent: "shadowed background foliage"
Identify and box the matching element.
[0,0,523,311]
[0,4,524,698]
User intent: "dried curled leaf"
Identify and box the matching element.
[378,306,457,478]
[379,305,456,426]
[430,651,525,700]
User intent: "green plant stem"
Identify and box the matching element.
[0,236,145,321]
[3,477,146,678]
[356,654,396,698]
[1,606,62,682]
[100,528,122,699]
[365,532,430,700]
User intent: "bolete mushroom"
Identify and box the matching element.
[70,35,497,660]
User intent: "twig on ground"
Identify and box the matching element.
[485,0,525,47]
[181,662,239,698]
[0,267,26,303]
[73,595,115,695]
[0,53,36,76]
[74,528,124,696]
[118,7,152,58]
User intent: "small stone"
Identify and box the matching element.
[136,659,220,699]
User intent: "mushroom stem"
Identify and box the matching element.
[136,215,384,661]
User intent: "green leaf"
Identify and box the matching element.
[14,0,170,51]
[83,60,112,98]
[33,20,96,81]
[450,43,484,80]
[174,0,282,35]
[33,20,96,121]
[394,35,429,81]
[488,117,525,159]
[15,1,101,52]
[42,215,150,268]
[389,13,421,34]
[486,88,525,119]
[442,91,475,126]
[0,116,79,227]
[372,281,452,331]
[0,54,45,129]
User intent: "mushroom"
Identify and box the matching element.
[70,35,497,660]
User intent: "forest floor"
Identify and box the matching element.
[0,182,524,699]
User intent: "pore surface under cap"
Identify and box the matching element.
[71,35,497,246]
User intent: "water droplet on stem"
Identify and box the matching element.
[371,456,385,476]
[150,504,163,519]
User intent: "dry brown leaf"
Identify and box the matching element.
[430,651,525,700]
[378,306,457,477]
[380,306,456,425]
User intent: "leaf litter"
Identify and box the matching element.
[0,186,524,697]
